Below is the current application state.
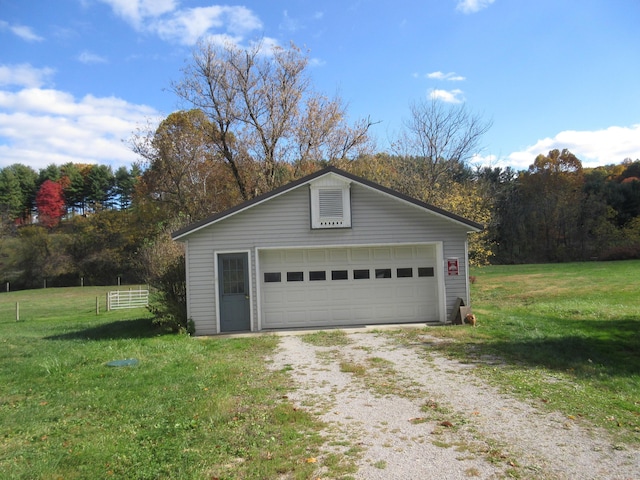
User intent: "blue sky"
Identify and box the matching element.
[1,0,639,173]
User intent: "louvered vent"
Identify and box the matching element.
[310,175,351,229]
[319,189,343,219]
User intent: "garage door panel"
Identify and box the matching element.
[351,249,371,262]
[307,250,326,263]
[394,246,413,260]
[260,245,439,329]
[373,248,392,260]
[330,249,348,262]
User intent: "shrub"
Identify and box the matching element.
[147,254,188,332]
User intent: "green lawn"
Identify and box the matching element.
[1,261,639,478]
[424,260,640,443]
[0,287,331,479]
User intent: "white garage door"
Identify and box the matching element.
[259,245,439,329]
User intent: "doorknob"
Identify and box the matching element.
[245,295,249,299]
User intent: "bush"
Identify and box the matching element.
[147,254,188,332]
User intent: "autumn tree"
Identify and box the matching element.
[517,149,585,261]
[170,40,373,200]
[393,99,492,202]
[346,153,494,265]
[13,225,72,288]
[36,180,65,228]
[133,109,242,221]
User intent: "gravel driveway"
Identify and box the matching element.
[270,329,639,479]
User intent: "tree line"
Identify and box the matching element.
[0,162,140,226]
[1,40,638,301]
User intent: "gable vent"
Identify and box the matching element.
[310,176,351,229]
[319,189,343,219]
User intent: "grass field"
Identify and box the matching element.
[1,261,639,479]
[0,286,331,479]
[426,260,640,443]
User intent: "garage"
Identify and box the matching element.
[173,166,482,335]
[259,244,440,329]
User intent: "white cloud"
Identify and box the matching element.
[0,21,44,42]
[507,124,640,170]
[427,71,465,81]
[97,0,177,28]
[470,153,497,167]
[0,64,55,89]
[0,80,160,170]
[456,0,495,14]
[78,51,108,65]
[153,5,262,45]
[429,88,465,104]
[97,0,264,46]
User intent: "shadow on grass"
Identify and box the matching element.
[436,317,640,378]
[45,318,170,341]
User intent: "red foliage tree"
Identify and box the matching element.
[36,179,66,228]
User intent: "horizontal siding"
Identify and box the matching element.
[184,183,475,334]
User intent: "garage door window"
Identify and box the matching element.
[310,271,326,281]
[375,268,392,279]
[264,272,281,282]
[418,267,435,277]
[287,271,304,282]
[353,269,370,280]
[331,270,348,280]
[397,267,413,278]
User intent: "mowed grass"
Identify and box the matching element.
[0,287,331,480]
[2,260,639,479]
[419,260,640,443]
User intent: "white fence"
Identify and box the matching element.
[107,288,149,310]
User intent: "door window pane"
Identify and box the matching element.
[223,258,245,294]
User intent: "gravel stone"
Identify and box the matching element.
[269,330,640,479]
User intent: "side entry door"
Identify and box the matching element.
[218,253,251,332]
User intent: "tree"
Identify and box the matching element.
[393,99,492,202]
[114,164,140,210]
[86,164,115,211]
[38,164,61,184]
[0,164,38,223]
[133,109,242,221]
[36,180,65,228]
[60,163,87,215]
[518,149,585,261]
[170,40,373,200]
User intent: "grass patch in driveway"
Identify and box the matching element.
[303,329,351,346]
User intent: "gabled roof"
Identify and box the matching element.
[172,166,483,240]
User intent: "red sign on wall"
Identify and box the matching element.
[447,258,459,276]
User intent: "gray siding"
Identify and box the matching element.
[184,183,473,334]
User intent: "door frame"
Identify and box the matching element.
[215,250,253,333]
